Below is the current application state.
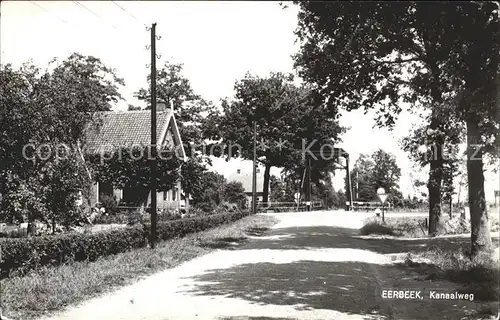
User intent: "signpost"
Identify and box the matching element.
[376,187,387,223]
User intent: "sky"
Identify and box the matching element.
[2,1,498,203]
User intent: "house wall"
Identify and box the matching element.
[165,128,174,148]
[146,181,184,210]
[86,182,184,210]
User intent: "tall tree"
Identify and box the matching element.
[135,60,212,148]
[191,171,227,211]
[292,2,498,254]
[208,72,344,204]
[180,157,209,210]
[401,99,465,232]
[223,181,247,208]
[0,54,124,229]
[349,150,402,203]
[135,60,215,209]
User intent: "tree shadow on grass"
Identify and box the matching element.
[198,237,249,250]
[245,227,271,237]
[394,260,500,302]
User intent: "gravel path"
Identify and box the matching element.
[37,211,498,320]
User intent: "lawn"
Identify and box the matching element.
[0,214,278,320]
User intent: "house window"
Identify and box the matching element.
[163,191,168,201]
[237,169,241,174]
[172,188,177,201]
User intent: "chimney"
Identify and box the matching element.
[157,100,167,112]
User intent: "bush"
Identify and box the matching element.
[195,201,218,213]
[93,213,129,225]
[98,195,118,215]
[0,209,250,278]
[360,221,396,236]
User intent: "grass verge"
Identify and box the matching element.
[360,217,428,237]
[0,214,278,320]
[418,248,499,302]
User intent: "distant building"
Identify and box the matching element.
[208,157,277,205]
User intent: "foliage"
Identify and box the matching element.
[223,181,247,209]
[401,109,464,212]
[206,72,345,203]
[180,157,209,204]
[135,60,212,149]
[191,171,227,211]
[349,149,402,203]
[330,190,347,209]
[127,104,141,111]
[0,54,123,228]
[360,221,395,236]
[269,175,295,203]
[97,195,118,215]
[87,146,182,206]
[135,60,215,203]
[0,210,249,278]
[291,1,499,253]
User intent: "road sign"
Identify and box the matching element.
[294,193,300,203]
[378,194,388,204]
[376,188,387,203]
[376,187,387,223]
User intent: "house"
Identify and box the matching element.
[83,103,187,210]
[208,157,276,205]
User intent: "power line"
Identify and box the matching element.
[29,1,150,56]
[112,1,145,27]
[30,1,69,25]
[73,1,117,29]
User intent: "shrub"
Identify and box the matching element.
[93,213,129,225]
[360,221,395,236]
[98,195,118,215]
[0,209,250,278]
[195,201,218,213]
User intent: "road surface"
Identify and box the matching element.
[38,210,498,320]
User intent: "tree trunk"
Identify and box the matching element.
[27,212,34,236]
[466,116,492,256]
[449,195,453,219]
[185,192,190,211]
[262,163,272,206]
[427,116,444,236]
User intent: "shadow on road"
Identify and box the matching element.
[183,224,499,320]
[237,226,498,255]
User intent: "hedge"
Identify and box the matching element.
[0,210,250,279]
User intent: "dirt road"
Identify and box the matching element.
[38,211,498,320]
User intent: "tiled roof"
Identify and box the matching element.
[83,110,172,154]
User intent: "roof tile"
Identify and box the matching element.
[84,110,171,154]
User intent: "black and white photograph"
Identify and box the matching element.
[0,1,499,319]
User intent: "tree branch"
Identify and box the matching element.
[373,57,421,65]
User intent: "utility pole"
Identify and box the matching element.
[252,120,257,214]
[356,170,359,201]
[150,22,157,249]
[306,156,311,211]
[345,155,353,211]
